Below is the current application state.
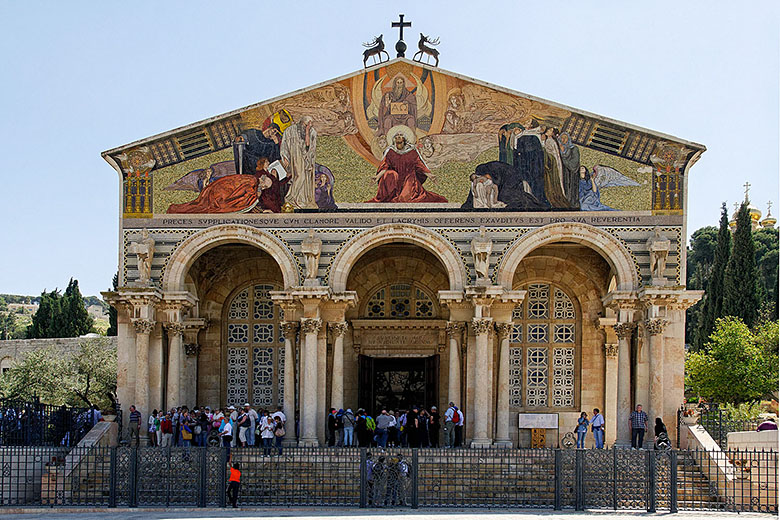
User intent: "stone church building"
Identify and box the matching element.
[103,57,704,447]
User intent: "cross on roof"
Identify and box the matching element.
[391,14,412,57]
[767,201,773,216]
[743,181,751,201]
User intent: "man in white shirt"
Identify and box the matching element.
[590,408,605,449]
[244,404,258,447]
[444,402,457,448]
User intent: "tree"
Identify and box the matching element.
[695,204,731,350]
[685,225,718,345]
[0,338,117,410]
[685,317,779,403]
[61,279,94,337]
[26,289,61,339]
[754,226,779,318]
[723,203,760,327]
[107,272,118,337]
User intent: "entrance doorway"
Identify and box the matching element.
[358,355,438,415]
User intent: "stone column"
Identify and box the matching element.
[299,318,321,446]
[132,318,155,437]
[329,322,349,412]
[646,318,668,431]
[603,342,619,447]
[494,322,513,447]
[612,322,635,446]
[164,322,185,409]
[445,322,464,406]
[471,317,493,447]
[280,321,299,445]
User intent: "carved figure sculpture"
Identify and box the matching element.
[301,229,322,283]
[130,228,155,286]
[470,226,493,282]
[646,227,671,284]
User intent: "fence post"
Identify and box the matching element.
[670,450,678,513]
[108,447,117,508]
[218,447,227,508]
[411,448,419,509]
[359,448,367,508]
[718,408,724,448]
[129,447,138,508]
[554,449,561,510]
[199,447,207,508]
[575,449,584,511]
[612,448,618,510]
[647,450,656,513]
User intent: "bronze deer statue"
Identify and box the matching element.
[363,35,389,67]
[412,33,440,67]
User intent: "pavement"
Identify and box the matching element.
[0,509,773,520]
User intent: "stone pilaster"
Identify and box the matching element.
[445,321,464,407]
[299,318,322,446]
[471,317,493,448]
[163,322,185,409]
[280,321,299,445]
[612,321,636,446]
[131,318,155,435]
[494,322,513,447]
[646,317,669,429]
[329,322,349,412]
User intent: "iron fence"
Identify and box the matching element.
[697,406,762,450]
[0,398,117,447]
[0,446,775,513]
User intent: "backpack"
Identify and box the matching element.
[366,416,376,431]
[455,410,463,424]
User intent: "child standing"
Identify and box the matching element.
[227,462,241,508]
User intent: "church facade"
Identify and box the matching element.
[103,58,704,447]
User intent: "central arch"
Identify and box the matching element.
[162,224,300,292]
[496,222,639,291]
[329,223,467,292]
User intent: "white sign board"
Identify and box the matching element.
[518,413,558,429]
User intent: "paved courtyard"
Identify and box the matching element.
[0,509,772,519]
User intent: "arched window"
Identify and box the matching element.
[363,283,438,318]
[509,283,578,410]
[225,283,284,407]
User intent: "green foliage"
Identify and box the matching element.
[25,280,94,339]
[695,205,732,350]
[107,273,118,337]
[721,401,766,422]
[723,203,760,327]
[685,317,779,403]
[0,338,117,410]
[754,227,779,318]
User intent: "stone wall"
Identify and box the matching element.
[0,337,118,369]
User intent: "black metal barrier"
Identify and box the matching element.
[0,446,775,513]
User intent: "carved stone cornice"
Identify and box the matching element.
[132,318,156,335]
[163,322,186,337]
[280,321,300,337]
[612,322,636,340]
[494,322,513,339]
[471,317,493,335]
[183,343,201,356]
[300,318,322,335]
[604,343,619,357]
[329,321,349,339]
[645,318,669,336]
[445,321,465,338]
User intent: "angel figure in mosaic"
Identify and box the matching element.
[578,165,639,211]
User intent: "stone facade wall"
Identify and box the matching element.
[0,337,117,370]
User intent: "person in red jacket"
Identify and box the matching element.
[227,462,241,508]
[160,414,173,447]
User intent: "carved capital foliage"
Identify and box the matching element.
[132,318,156,335]
[471,318,493,335]
[612,322,636,340]
[604,343,619,357]
[300,318,322,335]
[164,322,186,337]
[445,321,465,338]
[280,321,300,337]
[329,321,349,339]
[183,343,201,356]
[645,318,669,336]
[494,322,513,339]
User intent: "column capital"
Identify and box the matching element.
[494,322,513,339]
[445,321,465,337]
[328,321,349,338]
[163,322,186,337]
[471,317,493,335]
[645,318,669,336]
[612,322,636,340]
[280,321,300,336]
[132,318,156,334]
[300,317,322,335]
[604,343,619,357]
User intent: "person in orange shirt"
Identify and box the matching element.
[227,462,241,508]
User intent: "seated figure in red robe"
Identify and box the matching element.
[367,126,447,203]
[167,158,287,214]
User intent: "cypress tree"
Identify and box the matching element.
[61,278,93,337]
[107,272,118,337]
[27,289,61,338]
[723,203,760,327]
[696,203,731,349]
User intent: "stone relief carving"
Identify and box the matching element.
[131,318,156,334]
[645,317,669,336]
[612,322,636,340]
[646,227,671,285]
[129,228,155,286]
[300,318,322,335]
[470,226,492,284]
[301,229,322,286]
[471,317,493,335]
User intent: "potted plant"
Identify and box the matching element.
[681,407,698,425]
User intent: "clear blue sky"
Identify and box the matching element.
[0,1,777,296]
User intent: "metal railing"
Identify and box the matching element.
[697,406,762,449]
[0,446,775,513]
[0,398,104,447]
